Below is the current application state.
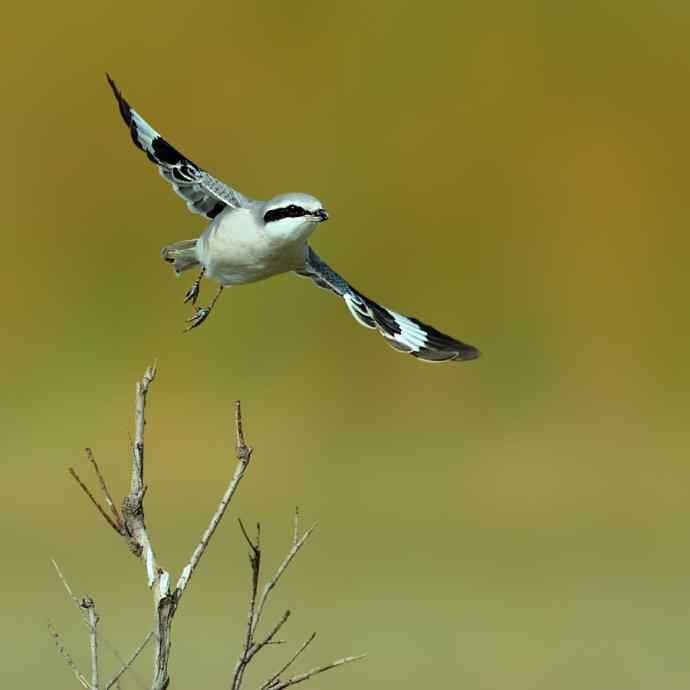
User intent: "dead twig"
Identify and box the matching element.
[69,465,122,535]
[80,596,100,690]
[51,560,149,689]
[268,654,367,690]
[105,631,154,690]
[259,633,317,690]
[230,510,363,690]
[52,559,87,620]
[48,621,89,689]
[253,509,317,635]
[175,401,253,598]
[87,447,123,531]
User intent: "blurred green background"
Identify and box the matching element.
[3,1,690,688]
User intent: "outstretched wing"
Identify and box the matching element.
[107,75,251,219]
[296,247,480,363]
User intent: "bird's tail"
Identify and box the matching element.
[161,239,199,275]
[296,247,480,363]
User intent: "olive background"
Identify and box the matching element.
[3,2,690,688]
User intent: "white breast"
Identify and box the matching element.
[197,208,310,286]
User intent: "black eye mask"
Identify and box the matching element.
[263,205,307,223]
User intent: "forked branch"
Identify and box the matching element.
[230,510,364,690]
[52,364,364,690]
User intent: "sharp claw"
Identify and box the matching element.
[184,307,211,332]
[183,282,200,305]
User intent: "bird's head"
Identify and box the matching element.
[261,193,329,241]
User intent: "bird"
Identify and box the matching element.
[106,75,480,363]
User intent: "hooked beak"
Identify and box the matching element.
[313,208,329,222]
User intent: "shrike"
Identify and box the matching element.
[107,76,479,363]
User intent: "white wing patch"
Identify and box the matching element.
[344,294,376,329]
[298,248,480,363]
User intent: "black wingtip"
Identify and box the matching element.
[456,343,480,361]
[105,73,132,126]
[105,72,117,94]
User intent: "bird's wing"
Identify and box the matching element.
[107,75,251,219]
[296,247,480,363]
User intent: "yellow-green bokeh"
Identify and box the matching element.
[3,1,690,688]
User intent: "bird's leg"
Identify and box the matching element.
[183,267,205,305]
[185,285,224,332]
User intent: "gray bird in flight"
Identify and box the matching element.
[107,76,479,362]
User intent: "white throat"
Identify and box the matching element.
[264,217,319,243]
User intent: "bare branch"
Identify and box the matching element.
[238,518,260,554]
[121,364,162,580]
[241,522,261,664]
[259,633,317,690]
[69,466,122,534]
[80,596,100,690]
[292,508,299,548]
[119,364,176,690]
[231,518,262,690]
[229,507,364,690]
[255,610,291,654]
[234,399,252,460]
[269,654,367,690]
[253,515,317,635]
[105,630,154,690]
[48,621,89,689]
[175,401,253,598]
[52,560,149,689]
[131,362,156,496]
[54,365,363,690]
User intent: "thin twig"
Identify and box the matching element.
[69,467,122,534]
[175,402,253,598]
[86,447,123,531]
[231,609,291,690]
[105,630,154,690]
[238,518,260,553]
[292,508,299,547]
[81,597,100,690]
[253,513,317,635]
[255,610,291,653]
[269,654,367,690]
[51,560,149,689]
[259,633,317,690]
[48,621,89,689]
[240,522,261,664]
[52,559,87,621]
[232,519,293,690]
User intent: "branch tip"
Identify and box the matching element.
[234,400,252,462]
[238,518,259,553]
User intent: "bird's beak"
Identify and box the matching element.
[313,208,329,222]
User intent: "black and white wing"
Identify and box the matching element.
[296,247,480,363]
[107,75,250,219]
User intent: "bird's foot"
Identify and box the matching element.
[183,281,201,305]
[184,306,212,332]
